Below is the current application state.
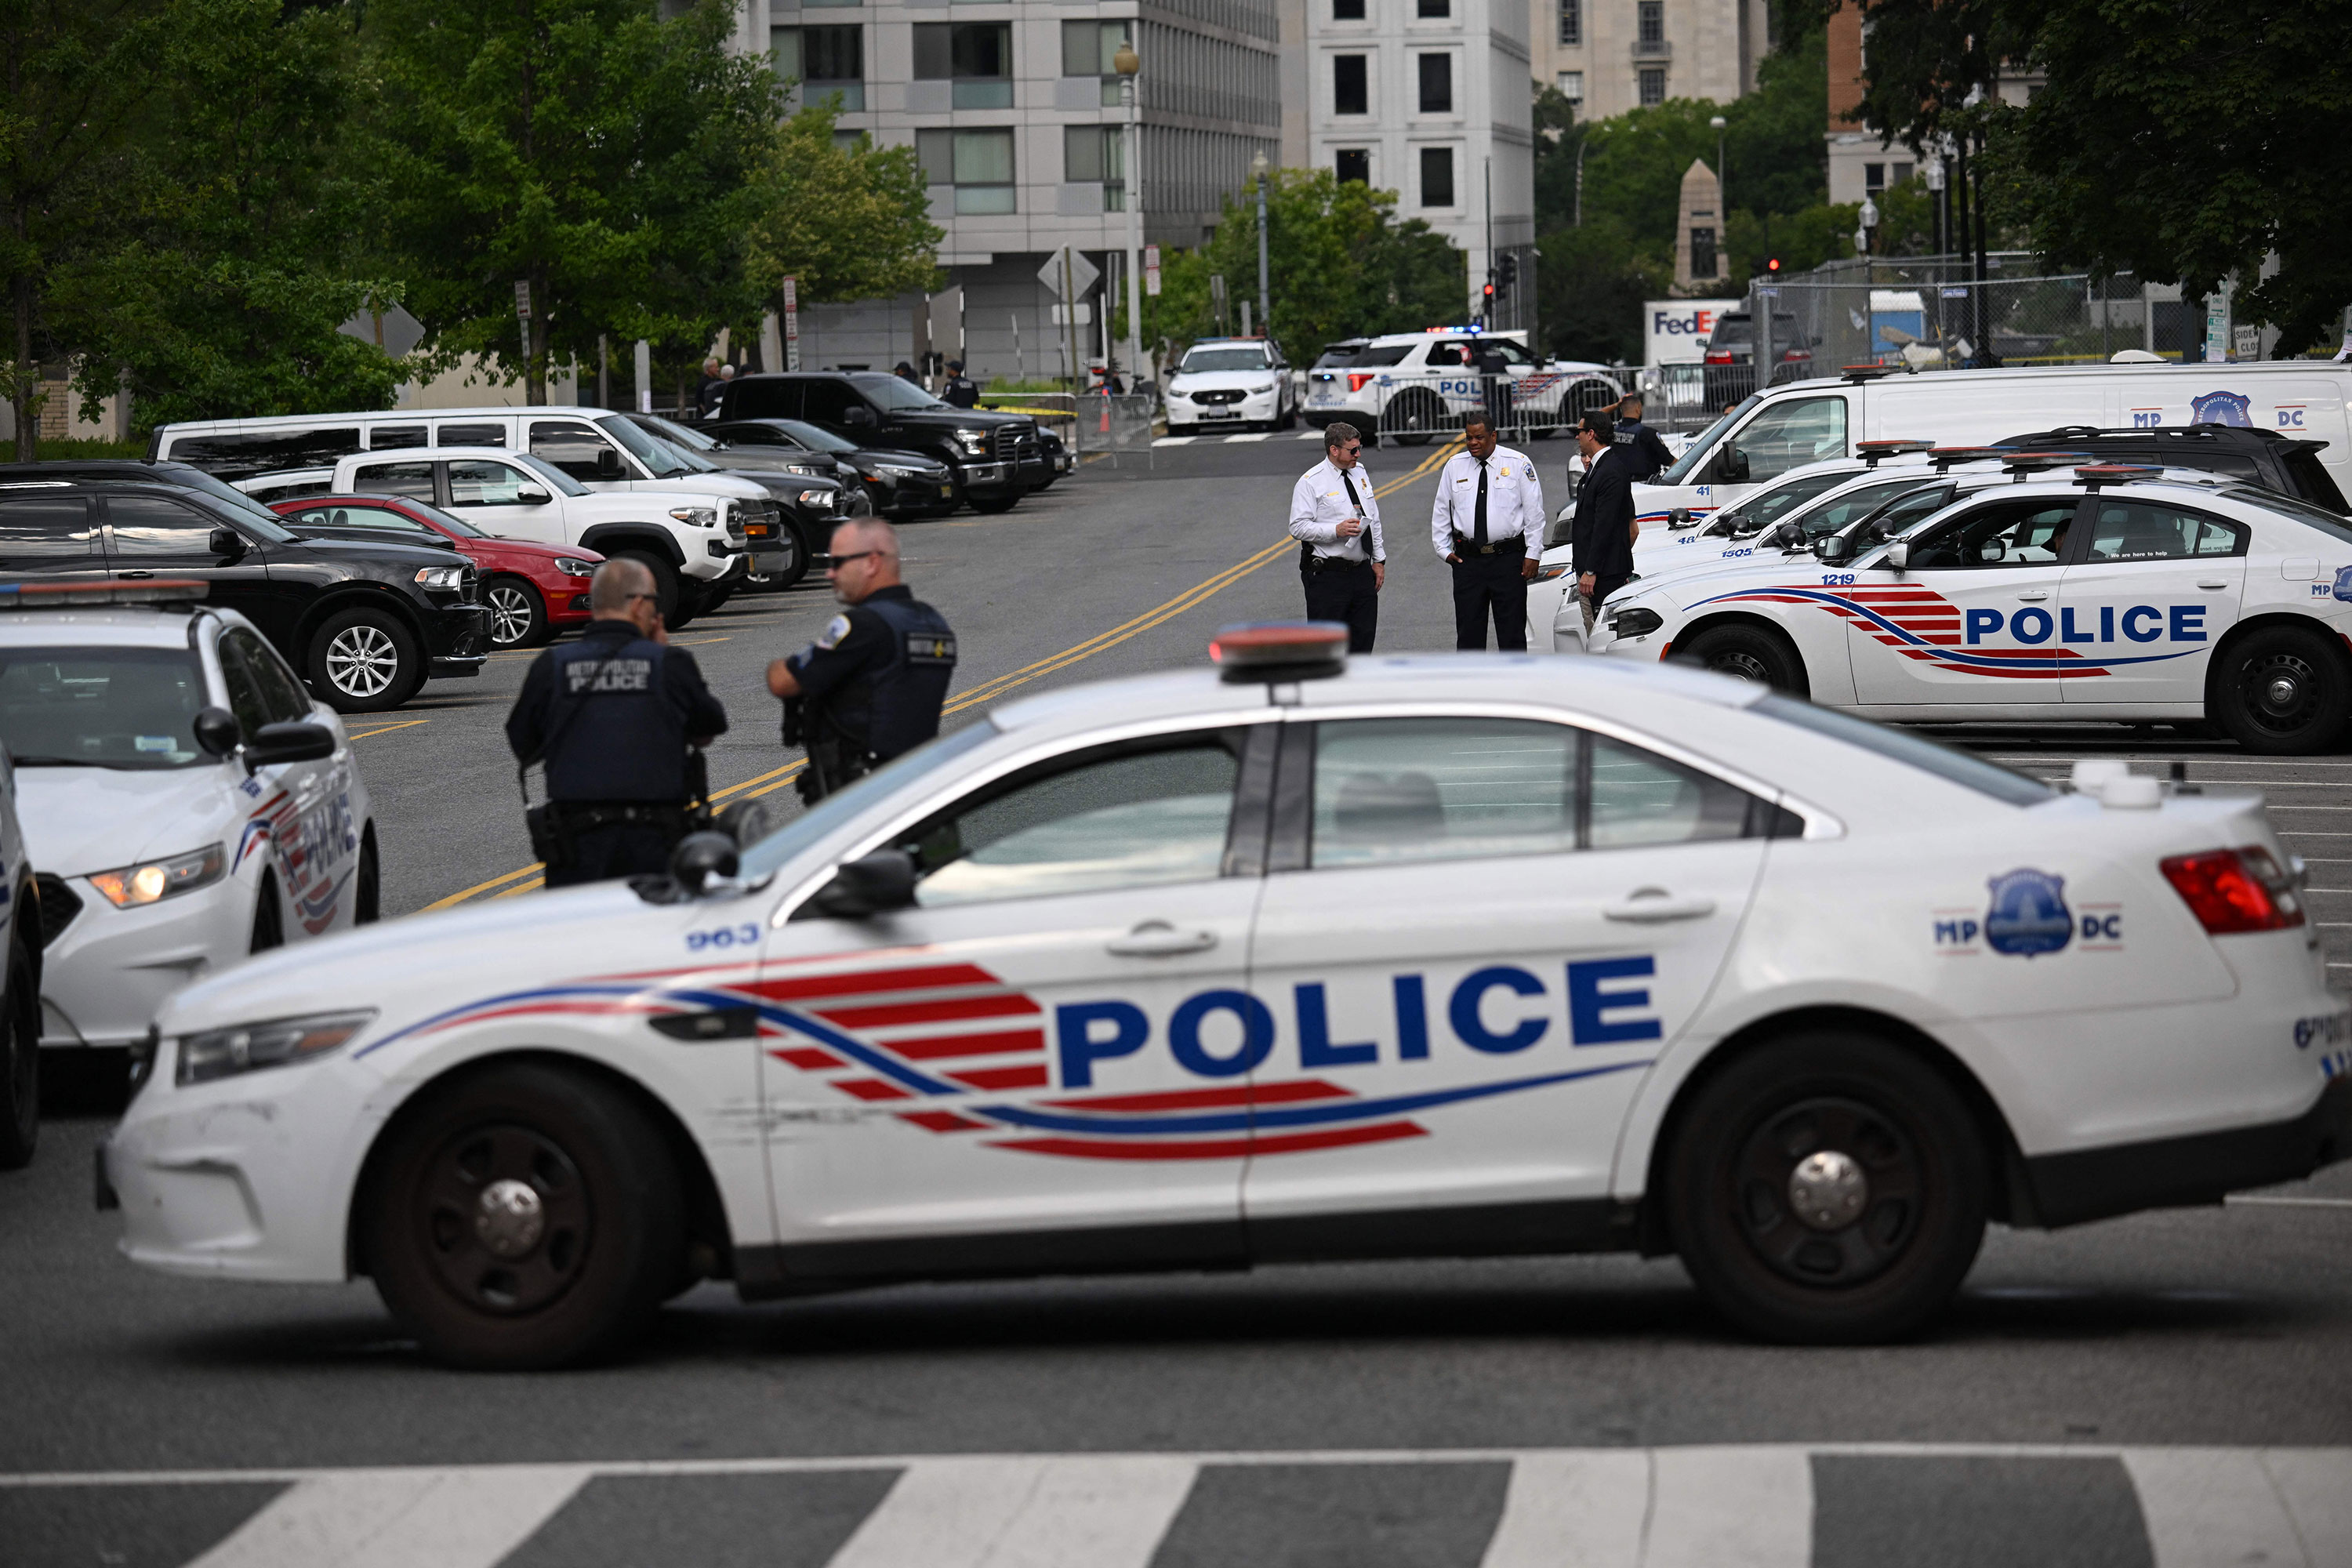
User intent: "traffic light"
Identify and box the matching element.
[1497,253,1518,288]
[1482,281,1495,306]
[1766,256,1782,276]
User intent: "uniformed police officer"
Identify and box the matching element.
[1605,390,1677,481]
[1288,419,1386,652]
[942,360,980,409]
[767,518,957,803]
[506,557,729,887]
[1431,410,1546,650]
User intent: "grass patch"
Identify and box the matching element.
[23,437,146,460]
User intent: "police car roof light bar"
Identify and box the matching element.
[1210,622,1348,684]
[0,579,211,610]
[2074,463,2165,490]
[1929,446,2009,471]
[2002,451,2090,480]
[1856,439,1935,467]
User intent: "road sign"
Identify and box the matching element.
[513,281,532,321]
[1144,245,1161,298]
[1038,250,1100,299]
[783,277,801,372]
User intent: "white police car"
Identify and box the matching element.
[0,582,378,1069]
[102,626,2351,1366]
[1591,464,2352,754]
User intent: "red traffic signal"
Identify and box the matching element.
[1766,256,1782,274]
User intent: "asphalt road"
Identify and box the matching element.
[7,433,2352,1566]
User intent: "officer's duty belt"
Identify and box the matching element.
[1301,553,1375,574]
[1452,533,1530,557]
[550,801,685,831]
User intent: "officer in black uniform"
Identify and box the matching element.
[506,558,729,887]
[1605,390,1677,481]
[942,360,980,409]
[768,518,957,803]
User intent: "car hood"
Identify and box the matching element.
[877,408,1034,434]
[1170,370,1280,391]
[16,764,239,880]
[280,535,468,567]
[849,448,951,473]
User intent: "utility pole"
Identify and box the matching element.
[1062,247,1081,393]
[1116,42,1145,388]
[1250,149,1271,340]
[1483,157,1494,328]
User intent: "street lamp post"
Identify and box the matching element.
[1250,148,1270,341]
[1115,42,1143,390]
[1708,114,1726,237]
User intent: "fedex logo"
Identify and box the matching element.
[1058,960,1664,1087]
[1651,309,1719,338]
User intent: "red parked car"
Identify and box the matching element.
[272,493,602,648]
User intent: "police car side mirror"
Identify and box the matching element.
[193,706,241,759]
[1716,448,1750,484]
[1767,521,1804,550]
[1882,540,1911,571]
[245,721,335,768]
[1668,508,1696,530]
[669,831,741,898]
[807,849,917,920]
[1815,533,1857,565]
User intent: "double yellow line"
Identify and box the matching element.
[424,440,1459,909]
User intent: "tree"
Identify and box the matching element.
[1535,217,1671,363]
[361,0,781,402]
[64,0,405,431]
[0,0,168,458]
[744,106,940,314]
[1991,0,2352,348]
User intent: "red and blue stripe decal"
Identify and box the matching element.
[1689,583,2201,679]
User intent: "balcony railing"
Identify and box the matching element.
[1632,37,1671,59]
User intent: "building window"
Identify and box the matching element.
[1892,162,1914,187]
[1638,67,1665,105]
[1334,0,1365,16]
[1417,53,1451,113]
[1336,147,1370,183]
[914,22,1011,110]
[1690,227,1716,278]
[1637,0,1664,47]
[1864,162,1885,194]
[1334,53,1367,114]
[916,127,1016,215]
[1556,70,1584,105]
[1065,125,1127,210]
[779,25,862,111]
[1420,146,1454,206]
[1418,0,1450,15]
[1558,0,1580,45]
[1060,20,1131,108]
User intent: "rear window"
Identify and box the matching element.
[165,428,361,481]
[2220,486,2352,546]
[1313,343,1367,368]
[1751,695,2055,805]
[2282,450,2350,514]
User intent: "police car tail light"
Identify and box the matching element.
[176,1009,377,1087]
[0,579,210,609]
[2160,848,2305,934]
[1348,372,1378,392]
[1210,622,1348,683]
[88,844,225,909]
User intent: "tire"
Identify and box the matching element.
[1666,1032,1989,1344]
[611,550,681,625]
[967,489,1022,514]
[761,523,810,591]
[249,872,284,955]
[484,577,549,650]
[702,584,735,614]
[2211,625,2352,755]
[1677,623,1809,697]
[308,608,423,713]
[363,1062,685,1369]
[354,827,380,925]
[0,940,39,1171]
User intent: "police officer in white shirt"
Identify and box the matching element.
[1429,410,1545,650]
[1287,419,1386,652]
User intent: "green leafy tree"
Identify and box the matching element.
[361,0,780,402]
[0,0,168,458]
[1534,217,1671,363]
[64,0,404,431]
[744,104,941,312]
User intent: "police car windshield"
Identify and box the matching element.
[1180,348,1270,373]
[2224,486,2352,546]
[1751,695,2054,805]
[0,646,212,771]
[1659,396,1761,486]
[593,415,688,477]
[511,453,589,497]
[740,720,1001,883]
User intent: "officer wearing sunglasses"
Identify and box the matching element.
[767,518,958,803]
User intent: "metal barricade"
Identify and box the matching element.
[1071,392,1157,466]
[1372,371,1621,447]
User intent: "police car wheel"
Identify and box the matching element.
[364,1062,685,1370]
[249,873,284,955]
[355,828,380,925]
[1667,1033,1988,1345]
[0,940,39,1171]
[310,608,422,713]
[485,578,548,649]
[1677,624,1809,697]
[2212,626,2351,756]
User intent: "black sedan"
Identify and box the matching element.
[701,419,960,521]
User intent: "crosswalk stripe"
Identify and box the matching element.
[822,1456,1196,1568]
[2124,1449,2312,1567]
[183,1465,591,1568]
[1646,1446,1813,1568]
[1476,1450,1650,1568]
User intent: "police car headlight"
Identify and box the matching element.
[413,565,467,592]
[953,427,992,456]
[175,1009,377,1088]
[1533,561,1573,582]
[89,844,225,909]
[553,557,597,577]
[669,506,719,530]
[1607,606,1664,637]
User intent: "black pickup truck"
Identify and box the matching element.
[713,372,1047,514]
[1998,425,2350,514]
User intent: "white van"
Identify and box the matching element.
[151,407,773,621]
[1606,361,2352,537]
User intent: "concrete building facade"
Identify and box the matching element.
[1534,0,1770,123]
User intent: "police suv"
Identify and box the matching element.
[1589,463,2352,753]
[101,626,2350,1365]
[1305,329,1620,443]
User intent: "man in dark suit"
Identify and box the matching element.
[1571,412,1639,633]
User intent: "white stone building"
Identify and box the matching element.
[1533,0,1771,123]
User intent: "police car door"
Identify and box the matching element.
[756,719,1272,1269]
[2055,493,2247,707]
[215,626,353,935]
[1242,713,1764,1236]
[1847,495,2082,706]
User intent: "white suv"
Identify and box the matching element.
[1163,339,1296,434]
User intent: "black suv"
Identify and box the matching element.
[0,462,490,712]
[1997,425,2350,514]
[713,372,1047,514]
